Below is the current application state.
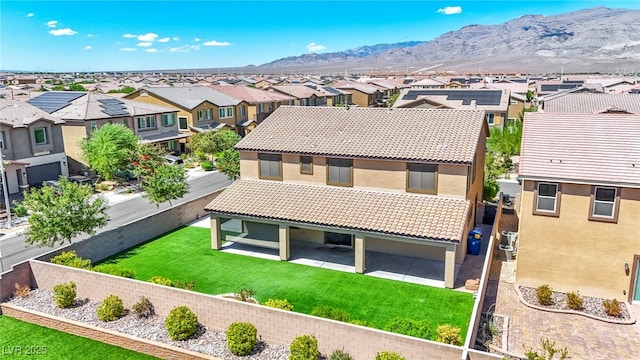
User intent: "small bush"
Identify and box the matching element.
[96,295,124,322]
[536,284,553,306]
[566,291,583,310]
[375,352,406,360]
[11,201,28,217]
[524,338,569,360]
[329,349,353,360]
[173,279,196,290]
[235,288,256,302]
[289,335,319,360]
[53,282,76,308]
[436,324,462,346]
[13,283,30,299]
[264,298,294,311]
[310,305,350,322]
[226,322,258,356]
[603,299,622,317]
[165,306,198,341]
[349,319,376,328]
[50,251,92,269]
[201,161,214,171]
[384,318,431,340]
[149,276,174,287]
[92,264,135,278]
[133,297,154,318]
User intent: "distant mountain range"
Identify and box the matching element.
[260,7,640,74]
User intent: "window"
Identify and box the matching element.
[179,116,188,130]
[239,106,246,116]
[268,103,273,112]
[300,156,313,174]
[0,131,5,149]
[485,113,495,125]
[137,116,156,130]
[326,158,352,187]
[533,182,561,216]
[122,119,129,128]
[162,113,175,126]
[90,121,98,131]
[205,109,212,120]
[406,163,437,194]
[510,100,518,105]
[219,107,233,119]
[196,110,204,121]
[258,103,265,113]
[258,153,282,180]
[589,186,619,222]
[34,127,48,145]
[325,232,353,247]
[167,140,177,151]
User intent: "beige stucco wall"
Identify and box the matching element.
[290,227,324,244]
[239,151,259,179]
[516,181,640,299]
[349,90,371,108]
[61,124,89,167]
[126,92,193,130]
[508,98,525,120]
[367,237,447,261]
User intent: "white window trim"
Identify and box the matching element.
[137,116,156,130]
[34,127,48,145]
[219,106,233,119]
[536,182,558,212]
[592,186,616,218]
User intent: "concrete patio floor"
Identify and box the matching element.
[190,217,490,291]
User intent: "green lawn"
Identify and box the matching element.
[0,316,158,359]
[101,226,474,339]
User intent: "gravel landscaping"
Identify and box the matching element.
[518,286,631,321]
[7,289,289,360]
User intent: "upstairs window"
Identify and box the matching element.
[486,113,495,125]
[34,128,48,145]
[162,113,176,126]
[589,186,619,223]
[326,158,352,187]
[219,107,233,119]
[0,131,5,149]
[407,163,437,194]
[300,156,313,174]
[137,116,156,130]
[258,153,282,180]
[534,182,561,216]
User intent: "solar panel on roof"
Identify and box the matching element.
[103,109,129,116]
[27,92,85,113]
[402,89,502,106]
[97,97,129,117]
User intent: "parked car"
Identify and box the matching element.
[42,180,62,195]
[163,155,184,166]
[68,175,94,187]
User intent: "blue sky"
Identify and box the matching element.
[1,0,639,72]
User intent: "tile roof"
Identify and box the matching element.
[47,93,178,120]
[542,93,640,114]
[0,99,64,127]
[267,85,324,99]
[235,106,486,164]
[209,85,294,104]
[519,113,640,187]
[206,179,470,242]
[392,88,510,111]
[139,86,242,108]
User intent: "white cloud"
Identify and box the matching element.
[145,48,158,53]
[191,45,200,51]
[87,34,95,37]
[27,13,34,17]
[137,32,158,42]
[158,37,170,43]
[46,20,58,28]
[137,42,153,47]
[119,47,137,52]
[49,28,77,36]
[123,33,137,38]
[203,40,231,47]
[194,38,201,42]
[306,42,326,52]
[437,6,462,15]
[172,36,180,41]
[84,45,92,50]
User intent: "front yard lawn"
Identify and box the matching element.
[100,226,474,339]
[0,316,158,359]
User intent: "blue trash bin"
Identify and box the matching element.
[467,229,482,255]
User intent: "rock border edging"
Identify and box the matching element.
[513,284,636,325]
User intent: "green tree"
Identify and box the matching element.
[142,164,189,206]
[80,123,140,180]
[132,143,164,181]
[526,89,535,102]
[216,148,240,180]
[68,83,87,91]
[483,152,502,202]
[387,93,399,107]
[107,86,136,94]
[23,177,109,247]
[187,129,240,161]
[487,120,523,158]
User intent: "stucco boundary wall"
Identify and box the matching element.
[27,260,465,360]
[0,303,219,360]
[462,196,503,360]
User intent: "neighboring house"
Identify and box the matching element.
[27,91,185,174]
[409,78,447,89]
[515,112,640,301]
[0,99,68,193]
[392,88,511,128]
[266,85,327,107]
[209,85,295,126]
[470,82,532,123]
[205,106,487,288]
[125,86,250,138]
[541,93,640,114]
[334,82,385,107]
[302,84,353,106]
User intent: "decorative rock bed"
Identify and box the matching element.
[7,289,289,360]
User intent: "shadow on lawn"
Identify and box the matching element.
[96,225,190,265]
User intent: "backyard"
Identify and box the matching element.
[0,315,158,359]
[100,226,475,339]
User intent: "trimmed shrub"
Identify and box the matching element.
[165,306,198,341]
[329,349,353,360]
[289,335,319,360]
[384,318,431,340]
[201,161,214,171]
[348,319,376,328]
[50,251,92,269]
[149,276,174,287]
[53,282,76,308]
[173,279,196,290]
[226,322,258,356]
[13,283,30,299]
[536,284,553,306]
[603,299,622,317]
[263,298,294,311]
[436,324,462,346]
[92,264,135,278]
[566,291,583,310]
[96,295,124,322]
[310,305,350,322]
[132,297,154,318]
[234,288,256,302]
[375,352,406,360]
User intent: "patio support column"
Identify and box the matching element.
[354,233,365,274]
[279,224,290,261]
[210,215,222,250]
[444,244,456,288]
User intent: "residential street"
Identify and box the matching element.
[0,170,231,272]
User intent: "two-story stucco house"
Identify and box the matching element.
[515,112,640,302]
[205,106,487,288]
